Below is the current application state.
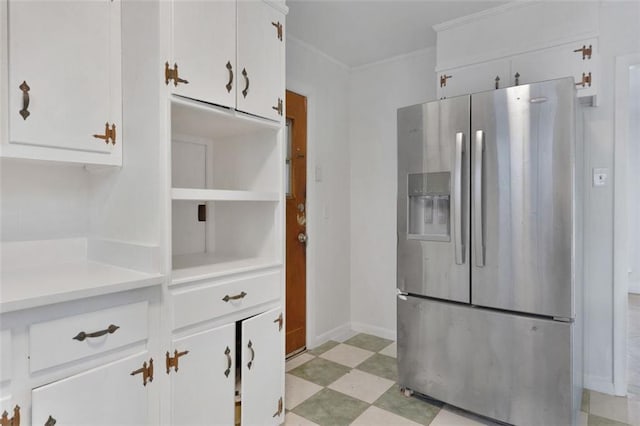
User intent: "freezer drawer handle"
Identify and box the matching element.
[473,130,485,267]
[454,132,465,265]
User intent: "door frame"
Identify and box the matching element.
[613,52,640,396]
[286,79,316,350]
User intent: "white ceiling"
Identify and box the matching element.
[286,1,508,68]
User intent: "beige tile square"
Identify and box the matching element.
[351,405,422,426]
[320,343,374,368]
[379,342,397,358]
[589,391,640,425]
[285,374,323,409]
[286,353,315,372]
[430,408,486,426]
[328,369,395,404]
[284,412,320,426]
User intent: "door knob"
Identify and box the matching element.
[298,233,307,244]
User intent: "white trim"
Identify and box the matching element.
[613,53,640,396]
[432,0,536,32]
[350,322,396,342]
[584,374,616,396]
[286,35,351,72]
[351,46,436,73]
[311,323,356,348]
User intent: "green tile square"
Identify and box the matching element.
[292,388,370,426]
[373,384,442,425]
[588,414,630,426]
[344,333,394,352]
[288,357,350,387]
[355,353,398,381]
[308,340,340,356]
[581,389,590,413]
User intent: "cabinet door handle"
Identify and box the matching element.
[224,346,232,377]
[222,291,247,302]
[241,68,250,98]
[72,324,119,341]
[225,61,233,93]
[247,340,255,369]
[19,80,30,120]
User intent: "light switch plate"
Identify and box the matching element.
[593,168,608,187]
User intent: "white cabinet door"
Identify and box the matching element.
[437,59,510,99]
[32,352,150,425]
[171,0,236,108]
[510,38,598,100]
[237,1,284,121]
[242,307,284,425]
[170,323,236,426]
[7,0,121,158]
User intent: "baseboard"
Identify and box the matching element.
[584,374,615,395]
[309,323,356,349]
[351,322,397,341]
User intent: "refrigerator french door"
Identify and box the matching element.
[397,77,581,426]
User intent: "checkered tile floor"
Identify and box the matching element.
[284,333,640,426]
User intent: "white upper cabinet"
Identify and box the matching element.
[437,59,510,99]
[3,0,122,165]
[236,0,285,122]
[170,0,236,108]
[168,0,285,122]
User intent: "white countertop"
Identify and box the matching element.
[1,260,164,313]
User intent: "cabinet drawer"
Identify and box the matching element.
[172,269,281,329]
[0,330,11,382]
[29,301,148,373]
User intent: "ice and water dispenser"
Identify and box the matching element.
[407,172,450,241]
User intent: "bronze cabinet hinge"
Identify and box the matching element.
[494,75,501,90]
[165,62,189,87]
[274,312,283,331]
[93,122,117,145]
[272,98,283,116]
[576,72,592,87]
[130,358,154,386]
[574,44,592,60]
[0,405,20,426]
[514,72,520,86]
[166,349,190,374]
[272,397,283,418]
[439,74,452,88]
[44,416,56,426]
[272,21,283,41]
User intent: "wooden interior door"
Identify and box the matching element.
[285,90,307,356]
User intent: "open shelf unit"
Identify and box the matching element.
[170,96,284,282]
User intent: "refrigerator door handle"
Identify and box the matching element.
[474,130,485,267]
[454,132,465,265]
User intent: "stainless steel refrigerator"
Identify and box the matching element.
[396,77,583,426]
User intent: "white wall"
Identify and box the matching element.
[628,65,640,294]
[286,36,352,346]
[581,1,640,392]
[348,49,436,339]
[0,160,89,242]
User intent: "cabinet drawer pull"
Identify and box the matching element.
[241,68,250,98]
[247,340,255,369]
[225,61,233,93]
[224,346,232,377]
[72,324,119,341]
[45,415,57,426]
[19,80,30,120]
[222,291,247,302]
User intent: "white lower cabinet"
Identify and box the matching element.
[169,307,284,426]
[32,352,152,425]
[170,323,236,426]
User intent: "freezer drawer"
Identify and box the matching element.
[397,295,579,426]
